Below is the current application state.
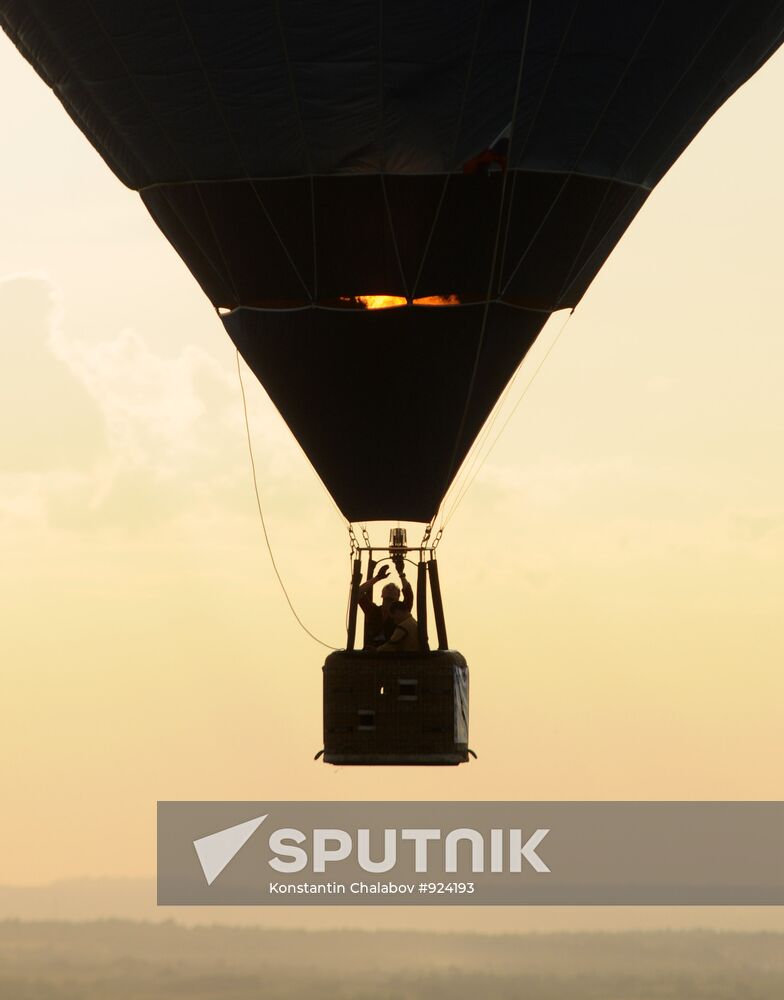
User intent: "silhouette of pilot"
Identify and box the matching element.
[377,601,421,652]
[357,560,413,646]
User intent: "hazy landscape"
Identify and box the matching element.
[1,921,782,1000]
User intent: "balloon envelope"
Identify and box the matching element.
[3,1,782,520]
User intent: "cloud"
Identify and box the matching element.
[0,274,310,532]
[0,276,106,473]
[51,322,236,475]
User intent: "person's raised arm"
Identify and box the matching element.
[357,564,390,607]
[400,569,414,612]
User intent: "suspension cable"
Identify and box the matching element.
[421,1,533,549]
[435,2,533,501]
[440,308,574,529]
[236,351,338,650]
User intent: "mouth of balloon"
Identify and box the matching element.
[215,294,555,316]
[216,295,468,315]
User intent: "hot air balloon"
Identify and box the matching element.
[3,1,782,764]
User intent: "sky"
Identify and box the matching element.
[0,30,782,931]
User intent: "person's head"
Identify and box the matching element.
[381,582,400,604]
[389,601,409,623]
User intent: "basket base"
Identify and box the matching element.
[324,749,468,766]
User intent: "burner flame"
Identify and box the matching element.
[338,295,461,309]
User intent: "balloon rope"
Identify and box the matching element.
[428,0,533,543]
[440,308,573,529]
[423,0,578,533]
[433,330,532,526]
[433,0,672,534]
[236,351,338,650]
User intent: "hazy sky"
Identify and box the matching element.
[0,29,782,931]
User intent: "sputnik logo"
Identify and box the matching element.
[193,814,551,886]
[193,815,268,885]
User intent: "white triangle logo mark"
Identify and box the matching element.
[193,814,267,886]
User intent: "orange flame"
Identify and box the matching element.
[358,294,407,309]
[414,294,461,306]
[338,294,461,309]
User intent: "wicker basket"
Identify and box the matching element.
[322,650,469,765]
